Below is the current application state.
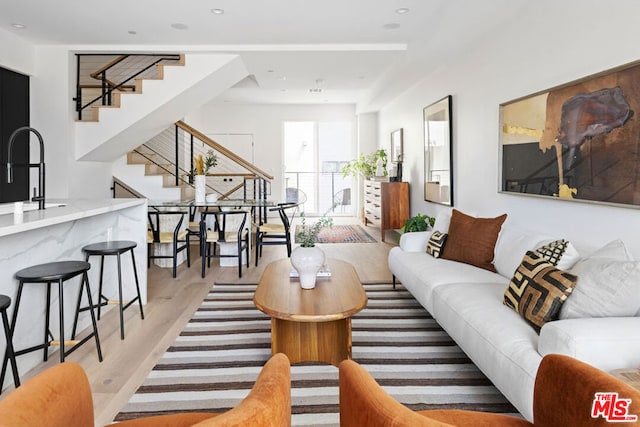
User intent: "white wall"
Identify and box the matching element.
[30,46,112,199]
[185,103,357,204]
[378,0,640,257]
[0,42,114,199]
[0,28,36,75]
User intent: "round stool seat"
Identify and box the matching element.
[82,240,137,255]
[77,240,143,340]
[0,295,9,311]
[15,261,90,282]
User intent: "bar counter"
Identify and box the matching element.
[0,198,147,390]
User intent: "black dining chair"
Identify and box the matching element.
[200,209,250,278]
[147,210,190,278]
[255,202,298,267]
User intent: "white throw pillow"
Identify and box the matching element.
[493,225,549,278]
[432,211,451,233]
[585,239,633,261]
[560,256,640,319]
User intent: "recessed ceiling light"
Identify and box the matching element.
[11,23,26,29]
[383,23,401,30]
[170,23,188,30]
[396,8,410,14]
[211,8,224,15]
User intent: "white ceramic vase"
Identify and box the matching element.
[195,175,206,204]
[290,246,325,289]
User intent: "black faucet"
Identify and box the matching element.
[6,126,46,210]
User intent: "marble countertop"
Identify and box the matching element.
[0,198,147,237]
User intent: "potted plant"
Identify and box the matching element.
[341,149,388,179]
[400,213,435,233]
[291,213,333,289]
[193,149,218,203]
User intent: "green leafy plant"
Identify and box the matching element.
[341,149,388,179]
[296,212,333,247]
[400,213,435,233]
[193,149,218,175]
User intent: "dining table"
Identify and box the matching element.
[147,198,279,273]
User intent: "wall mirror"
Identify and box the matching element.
[390,128,403,162]
[424,95,453,205]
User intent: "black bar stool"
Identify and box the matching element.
[0,295,19,393]
[73,241,144,340]
[0,261,102,388]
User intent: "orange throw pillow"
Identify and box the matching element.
[441,209,507,272]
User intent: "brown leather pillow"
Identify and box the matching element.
[441,209,507,272]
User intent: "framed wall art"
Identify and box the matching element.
[424,95,453,205]
[500,61,640,208]
[390,128,403,162]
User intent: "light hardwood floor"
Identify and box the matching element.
[0,217,397,426]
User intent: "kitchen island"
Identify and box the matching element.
[0,198,147,390]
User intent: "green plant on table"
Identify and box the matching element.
[193,149,218,175]
[296,213,333,247]
[341,149,388,179]
[400,213,435,233]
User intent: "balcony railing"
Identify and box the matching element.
[284,172,352,216]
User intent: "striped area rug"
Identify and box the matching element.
[114,283,518,425]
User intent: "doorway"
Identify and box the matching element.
[283,121,352,215]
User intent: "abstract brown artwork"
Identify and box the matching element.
[500,62,640,207]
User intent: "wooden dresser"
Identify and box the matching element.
[363,180,410,242]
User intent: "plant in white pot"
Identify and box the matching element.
[291,213,333,289]
[193,149,218,203]
[341,149,388,179]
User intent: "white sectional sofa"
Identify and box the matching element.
[387,211,640,421]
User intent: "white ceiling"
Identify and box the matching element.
[1,0,529,110]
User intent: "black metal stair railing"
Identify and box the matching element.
[136,123,273,209]
[73,53,182,120]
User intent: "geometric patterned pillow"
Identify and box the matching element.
[426,231,448,258]
[535,239,581,270]
[535,239,569,266]
[503,251,578,333]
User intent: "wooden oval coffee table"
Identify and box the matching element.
[254,258,367,366]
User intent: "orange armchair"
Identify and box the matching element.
[0,353,291,427]
[339,354,640,427]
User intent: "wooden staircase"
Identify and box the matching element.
[79,54,185,123]
[114,120,275,202]
[126,148,194,200]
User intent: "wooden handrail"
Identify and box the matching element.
[90,55,129,79]
[176,120,274,181]
[78,84,135,90]
[220,182,246,199]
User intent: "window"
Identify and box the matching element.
[284,121,352,215]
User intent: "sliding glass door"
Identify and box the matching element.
[284,121,352,215]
